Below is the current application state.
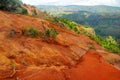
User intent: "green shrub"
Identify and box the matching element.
[101,36,120,53]
[20,7,28,14]
[0,0,28,14]
[22,27,58,39]
[43,28,59,39]
[49,28,59,39]
[22,27,40,38]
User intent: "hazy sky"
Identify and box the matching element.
[22,0,120,6]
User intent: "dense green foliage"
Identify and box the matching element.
[0,0,28,14]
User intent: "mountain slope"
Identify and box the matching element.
[61,11,120,39]
[0,10,120,80]
[37,5,120,15]
[37,5,120,40]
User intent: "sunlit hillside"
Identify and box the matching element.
[0,0,120,80]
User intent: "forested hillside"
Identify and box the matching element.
[37,5,120,42]
[62,11,120,39]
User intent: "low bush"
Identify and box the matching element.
[43,28,59,39]
[101,36,120,53]
[22,27,40,38]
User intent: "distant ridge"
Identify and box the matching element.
[36,5,120,40]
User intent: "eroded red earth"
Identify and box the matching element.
[0,11,120,80]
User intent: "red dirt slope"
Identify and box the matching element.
[0,11,120,80]
[16,50,120,80]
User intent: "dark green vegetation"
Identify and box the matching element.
[37,5,120,42]
[0,0,27,14]
[61,11,120,39]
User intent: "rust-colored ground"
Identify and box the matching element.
[0,11,120,80]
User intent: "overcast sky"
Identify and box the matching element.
[22,0,120,7]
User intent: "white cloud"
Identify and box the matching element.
[22,0,120,6]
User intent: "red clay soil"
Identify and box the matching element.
[64,50,120,80]
[97,50,120,70]
[0,11,120,80]
[7,50,120,80]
